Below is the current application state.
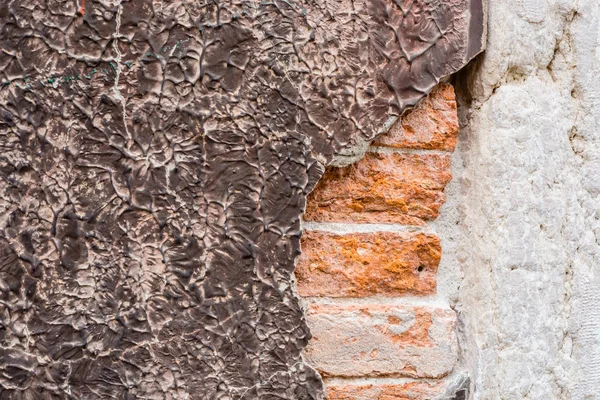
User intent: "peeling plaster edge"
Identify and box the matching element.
[329,115,399,167]
[320,375,470,400]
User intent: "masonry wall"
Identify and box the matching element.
[297,84,466,399]
[297,1,600,398]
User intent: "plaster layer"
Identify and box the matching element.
[0,0,484,398]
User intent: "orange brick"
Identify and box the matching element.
[326,381,445,400]
[304,152,452,225]
[373,83,459,151]
[296,231,440,297]
[304,305,457,378]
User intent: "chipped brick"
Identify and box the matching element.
[304,304,457,378]
[305,153,453,225]
[296,231,440,297]
[326,381,446,400]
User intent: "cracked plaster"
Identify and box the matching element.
[0,0,483,398]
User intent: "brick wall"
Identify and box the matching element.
[297,83,461,399]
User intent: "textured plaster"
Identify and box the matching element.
[0,0,484,398]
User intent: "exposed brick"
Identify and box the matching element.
[304,152,452,225]
[296,231,440,297]
[326,381,445,400]
[373,83,459,151]
[301,83,460,390]
[303,304,457,379]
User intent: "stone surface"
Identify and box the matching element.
[373,83,459,151]
[0,0,484,398]
[305,152,453,225]
[296,231,440,297]
[325,381,445,400]
[438,0,600,398]
[304,304,457,379]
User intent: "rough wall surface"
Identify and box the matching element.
[0,0,484,398]
[448,0,600,398]
[299,83,466,399]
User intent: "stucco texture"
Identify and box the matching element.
[0,0,483,398]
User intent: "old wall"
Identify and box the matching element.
[298,84,467,399]
[301,1,600,399]
[0,0,484,398]
[450,0,600,398]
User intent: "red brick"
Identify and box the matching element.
[296,231,440,297]
[326,381,445,400]
[303,304,457,378]
[373,83,459,151]
[304,152,452,225]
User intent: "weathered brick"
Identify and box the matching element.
[326,381,445,400]
[304,152,452,225]
[303,304,457,378]
[296,231,440,297]
[373,83,459,151]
